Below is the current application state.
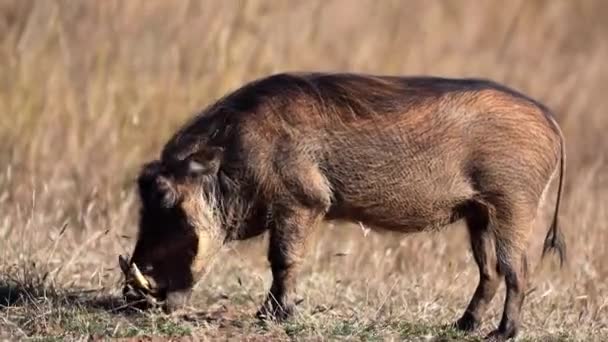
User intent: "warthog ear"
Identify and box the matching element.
[138,161,178,208]
[187,147,223,176]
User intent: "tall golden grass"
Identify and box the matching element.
[0,1,607,340]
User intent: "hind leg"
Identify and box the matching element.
[487,207,535,340]
[455,202,501,331]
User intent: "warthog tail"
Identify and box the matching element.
[542,115,566,267]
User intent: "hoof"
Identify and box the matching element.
[485,327,517,341]
[454,312,480,332]
[256,302,295,322]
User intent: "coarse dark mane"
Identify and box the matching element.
[162,72,543,160]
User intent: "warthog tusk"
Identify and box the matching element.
[130,262,151,291]
[118,254,151,292]
[118,255,129,275]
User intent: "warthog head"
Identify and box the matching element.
[121,147,226,311]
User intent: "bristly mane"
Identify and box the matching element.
[164,73,551,149]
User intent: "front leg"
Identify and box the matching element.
[257,205,322,321]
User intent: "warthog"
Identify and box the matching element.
[120,72,565,340]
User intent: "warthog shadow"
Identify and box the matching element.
[0,277,241,326]
[0,278,145,316]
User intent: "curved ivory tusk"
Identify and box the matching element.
[118,255,130,275]
[130,262,151,291]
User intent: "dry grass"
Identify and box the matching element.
[1,1,607,340]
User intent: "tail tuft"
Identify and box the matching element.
[542,221,566,267]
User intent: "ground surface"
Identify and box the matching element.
[1,1,607,341]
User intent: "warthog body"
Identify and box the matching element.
[122,72,565,340]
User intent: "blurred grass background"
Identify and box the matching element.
[0,0,607,339]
